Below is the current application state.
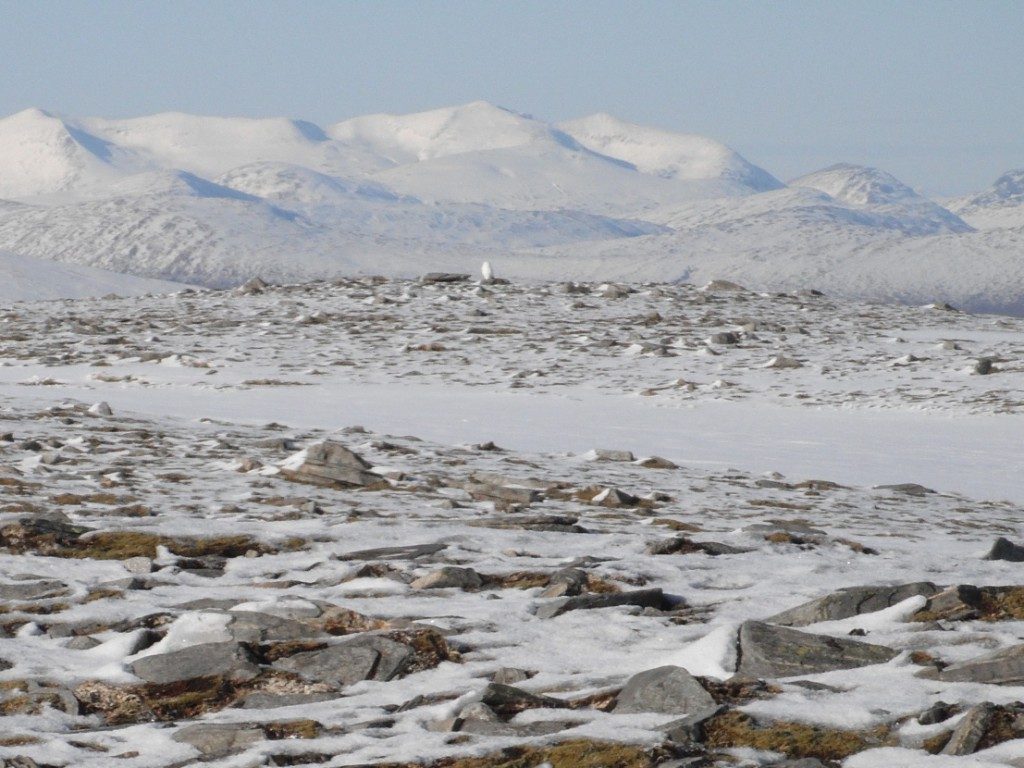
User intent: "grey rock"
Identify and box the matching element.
[129,641,259,684]
[464,481,541,504]
[479,682,565,717]
[985,537,1024,562]
[917,700,954,725]
[237,691,341,709]
[123,556,154,575]
[941,703,995,755]
[458,701,501,722]
[336,541,447,561]
[491,667,533,685]
[916,585,985,621]
[736,621,897,679]
[410,566,482,590]
[637,456,679,469]
[875,483,935,496]
[615,665,716,714]
[0,579,68,601]
[173,722,263,756]
[539,567,588,598]
[937,643,1024,685]
[421,272,470,284]
[536,588,668,619]
[659,704,726,743]
[272,635,412,685]
[226,611,322,643]
[767,582,938,626]
[708,332,740,345]
[281,440,383,488]
[974,358,994,375]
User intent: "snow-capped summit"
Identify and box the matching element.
[329,101,578,164]
[790,163,971,235]
[559,112,782,191]
[0,108,132,199]
[947,169,1024,230]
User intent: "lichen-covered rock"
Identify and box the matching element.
[768,582,938,626]
[280,441,384,488]
[736,621,897,678]
[614,665,716,715]
[129,642,259,684]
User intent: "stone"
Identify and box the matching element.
[637,456,679,469]
[225,611,322,643]
[65,635,102,650]
[87,401,113,416]
[173,722,263,756]
[914,585,985,621]
[0,579,68,601]
[708,332,740,345]
[479,682,565,717]
[237,691,340,709]
[336,541,447,561]
[123,556,154,575]
[592,487,641,507]
[875,483,935,496]
[941,703,995,755]
[491,667,532,685]
[736,621,897,679]
[536,588,669,619]
[237,276,269,295]
[974,358,994,375]
[421,272,470,284]
[767,582,939,626]
[280,441,383,488]
[936,643,1024,685]
[764,355,803,369]
[985,537,1024,562]
[129,641,259,684]
[539,567,588,598]
[917,700,954,725]
[659,704,727,743]
[615,665,716,714]
[410,566,482,590]
[272,635,413,684]
[464,481,541,505]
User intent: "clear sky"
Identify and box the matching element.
[2,0,1021,195]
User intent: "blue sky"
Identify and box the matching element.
[2,0,1021,195]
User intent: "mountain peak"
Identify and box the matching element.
[559,113,782,191]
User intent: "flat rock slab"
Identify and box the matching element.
[736,621,897,679]
[336,541,447,561]
[272,635,413,685]
[615,665,716,715]
[129,641,259,684]
[937,643,1024,685]
[767,582,938,626]
[536,588,669,619]
[173,722,263,756]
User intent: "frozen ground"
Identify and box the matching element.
[1,276,1023,767]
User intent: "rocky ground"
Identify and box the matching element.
[2,276,1024,767]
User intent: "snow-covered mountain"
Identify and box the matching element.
[0,102,1021,312]
[789,163,971,235]
[946,169,1024,230]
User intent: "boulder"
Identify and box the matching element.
[615,665,716,714]
[985,537,1024,562]
[936,643,1024,685]
[767,583,938,626]
[536,588,669,619]
[280,441,383,488]
[129,641,259,684]
[410,566,482,590]
[173,722,263,756]
[736,621,897,678]
[272,635,413,685]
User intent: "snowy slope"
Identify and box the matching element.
[559,112,782,190]
[947,168,1024,230]
[789,163,971,235]
[0,249,184,302]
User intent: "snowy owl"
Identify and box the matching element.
[481,261,493,281]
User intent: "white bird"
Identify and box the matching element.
[481,261,493,282]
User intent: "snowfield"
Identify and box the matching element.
[0,102,1022,312]
[0,276,1023,767]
